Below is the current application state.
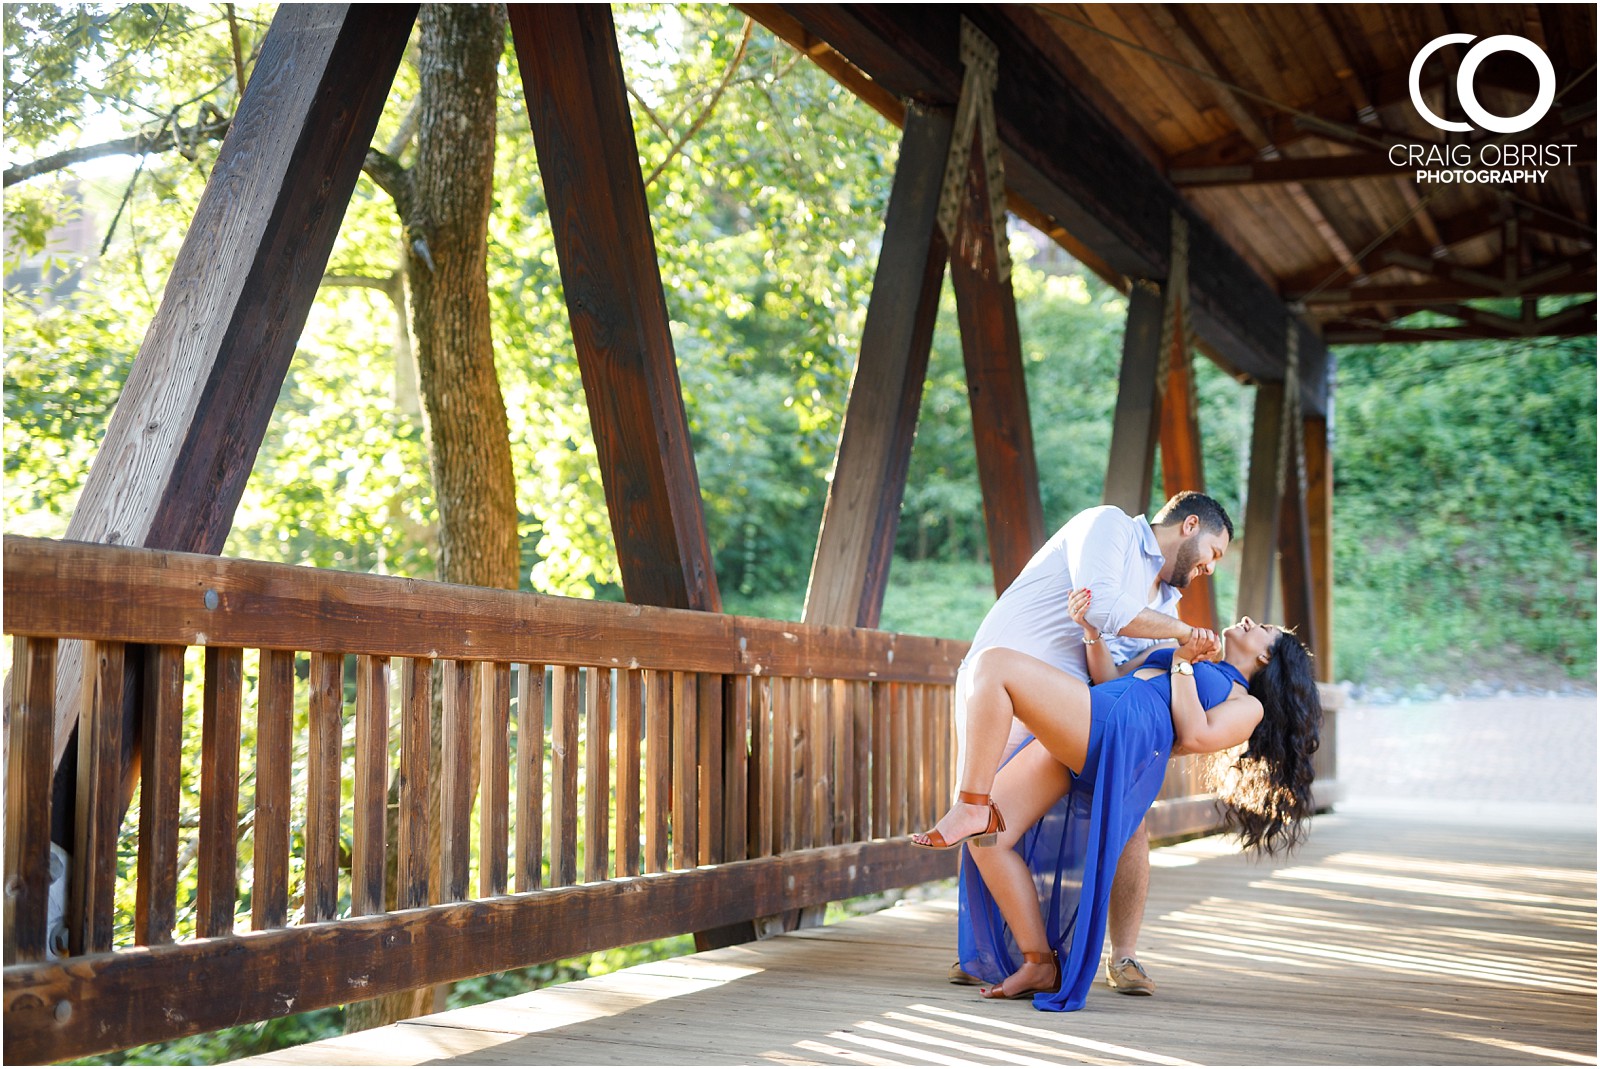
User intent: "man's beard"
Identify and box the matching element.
[1168,535,1202,588]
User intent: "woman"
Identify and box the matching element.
[913,595,1322,1011]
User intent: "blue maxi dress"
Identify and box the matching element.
[956,648,1248,1011]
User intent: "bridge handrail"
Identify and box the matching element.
[2,536,960,1063]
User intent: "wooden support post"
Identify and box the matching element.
[803,103,953,629]
[509,4,719,612]
[1278,421,1318,659]
[1304,415,1335,680]
[1158,299,1219,633]
[1237,382,1286,624]
[49,5,416,766]
[1104,282,1165,515]
[950,125,1046,594]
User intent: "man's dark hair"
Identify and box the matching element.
[1151,491,1234,540]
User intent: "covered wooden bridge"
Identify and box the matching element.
[4,3,1594,1064]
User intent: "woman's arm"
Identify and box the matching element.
[1070,589,1158,683]
[1169,684,1263,756]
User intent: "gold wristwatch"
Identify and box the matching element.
[1170,657,1194,676]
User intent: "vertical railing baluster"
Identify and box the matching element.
[584,666,612,883]
[777,681,796,857]
[671,671,698,869]
[937,684,954,814]
[480,661,511,897]
[871,681,889,840]
[723,674,748,863]
[834,678,853,844]
[136,644,184,945]
[616,668,642,878]
[441,660,476,903]
[4,635,55,964]
[912,684,928,832]
[790,677,809,850]
[197,647,242,938]
[697,673,721,866]
[252,648,294,930]
[852,680,872,842]
[550,665,580,887]
[811,678,831,848]
[748,676,771,859]
[305,652,344,921]
[72,640,123,954]
[516,664,546,892]
[352,655,389,916]
[398,658,432,909]
[643,669,671,874]
[890,683,908,836]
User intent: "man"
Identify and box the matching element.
[946,490,1234,996]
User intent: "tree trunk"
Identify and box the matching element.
[345,2,512,1034]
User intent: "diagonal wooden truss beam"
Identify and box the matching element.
[803,104,952,628]
[510,4,721,613]
[950,114,1046,595]
[49,3,418,766]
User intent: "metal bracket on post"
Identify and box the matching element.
[937,18,1009,281]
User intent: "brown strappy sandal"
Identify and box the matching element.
[911,791,1006,849]
[980,950,1060,1000]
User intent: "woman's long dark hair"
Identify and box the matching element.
[1209,633,1323,855]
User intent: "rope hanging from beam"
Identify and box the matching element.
[937,17,1010,282]
[1155,211,1190,405]
[1277,323,1306,504]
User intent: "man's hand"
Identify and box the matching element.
[1177,626,1220,662]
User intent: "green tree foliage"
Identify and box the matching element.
[1331,330,1596,682]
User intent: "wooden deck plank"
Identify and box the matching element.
[236,807,1595,1066]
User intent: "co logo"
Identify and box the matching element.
[1409,34,1555,134]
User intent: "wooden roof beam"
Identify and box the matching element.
[1143,6,1364,288]
[766,5,1328,413]
[1323,300,1596,343]
[1294,267,1595,307]
[1174,139,1596,186]
[1281,199,1596,295]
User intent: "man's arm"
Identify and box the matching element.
[1118,609,1220,659]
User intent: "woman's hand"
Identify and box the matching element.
[1176,626,1219,663]
[1068,588,1099,640]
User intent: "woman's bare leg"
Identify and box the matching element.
[914,648,1093,846]
[967,740,1074,997]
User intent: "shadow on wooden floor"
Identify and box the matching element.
[237,804,1596,1066]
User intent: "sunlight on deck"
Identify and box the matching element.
[237,806,1596,1067]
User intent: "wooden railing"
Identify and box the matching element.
[1,537,965,1063]
[2,537,1330,1063]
